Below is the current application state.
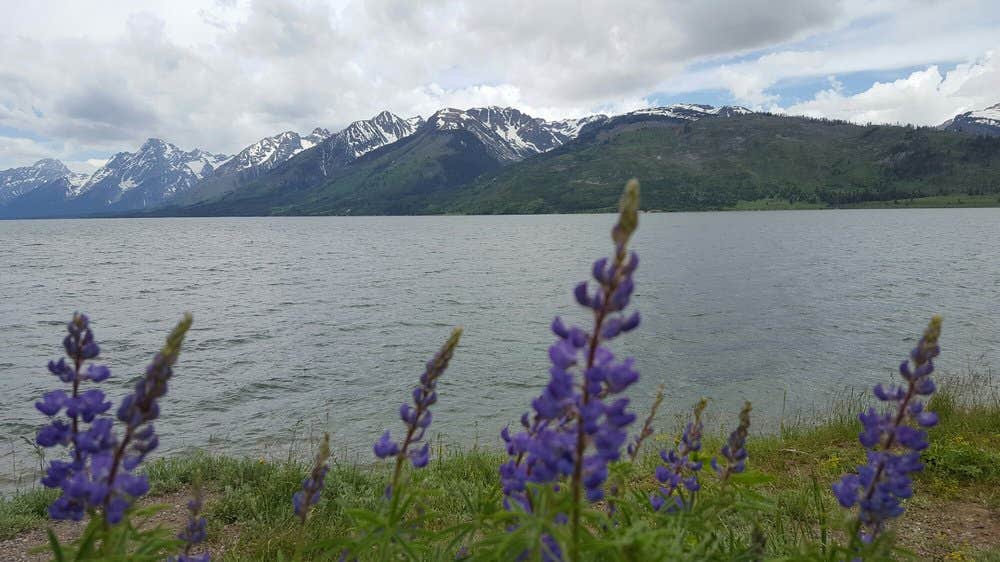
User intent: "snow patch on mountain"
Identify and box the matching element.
[628,104,752,120]
[185,150,230,178]
[74,138,230,206]
[0,159,59,201]
[941,102,1000,137]
[314,111,424,176]
[214,130,326,177]
[424,104,754,162]
[0,159,84,203]
[548,115,609,139]
[968,103,1000,123]
[68,171,88,187]
[426,106,590,162]
[339,111,423,159]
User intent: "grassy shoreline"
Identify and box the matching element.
[3,375,998,561]
[723,194,1000,211]
[10,194,1000,222]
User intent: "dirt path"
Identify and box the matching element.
[0,491,217,562]
[899,500,1000,560]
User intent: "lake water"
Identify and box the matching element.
[2,210,999,489]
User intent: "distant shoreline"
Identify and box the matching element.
[3,193,1000,220]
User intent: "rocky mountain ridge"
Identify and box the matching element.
[4,101,998,218]
[0,159,87,204]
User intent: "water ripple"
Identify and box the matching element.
[1,211,999,490]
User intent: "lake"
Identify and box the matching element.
[2,210,999,489]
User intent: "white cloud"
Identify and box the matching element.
[785,51,1000,125]
[0,0,847,168]
[71,158,110,174]
[401,83,650,121]
[0,136,112,173]
[0,137,55,166]
[659,0,1000,107]
[0,0,998,169]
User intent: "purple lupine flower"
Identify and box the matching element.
[499,181,642,558]
[711,402,752,482]
[833,316,942,543]
[374,430,400,459]
[650,399,706,512]
[540,534,563,562]
[35,313,193,525]
[375,328,462,496]
[293,433,331,524]
[35,313,115,521]
[168,486,210,562]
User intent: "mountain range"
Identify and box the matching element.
[2,102,999,218]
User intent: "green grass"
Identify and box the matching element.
[3,370,997,560]
[841,193,1000,209]
[725,194,1000,210]
[727,198,829,210]
[0,487,56,540]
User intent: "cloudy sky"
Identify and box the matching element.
[2,0,999,172]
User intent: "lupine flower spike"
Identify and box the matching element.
[169,484,210,562]
[712,402,752,482]
[499,180,643,560]
[833,316,942,544]
[36,313,113,521]
[628,383,665,462]
[294,433,331,524]
[375,327,462,497]
[650,399,706,512]
[37,313,192,524]
[103,313,193,523]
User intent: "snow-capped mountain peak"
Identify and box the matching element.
[968,103,1000,123]
[215,130,312,177]
[548,114,609,139]
[941,102,1000,137]
[303,128,332,148]
[339,111,422,158]
[140,137,169,150]
[185,149,231,178]
[32,158,72,175]
[423,103,754,162]
[214,126,339,179]
[428,107,474,130]
[309,111,424,177]
[426,106,602,162]
[73,138,230,206]
[0,158,82,204]
[627,103,752,120]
